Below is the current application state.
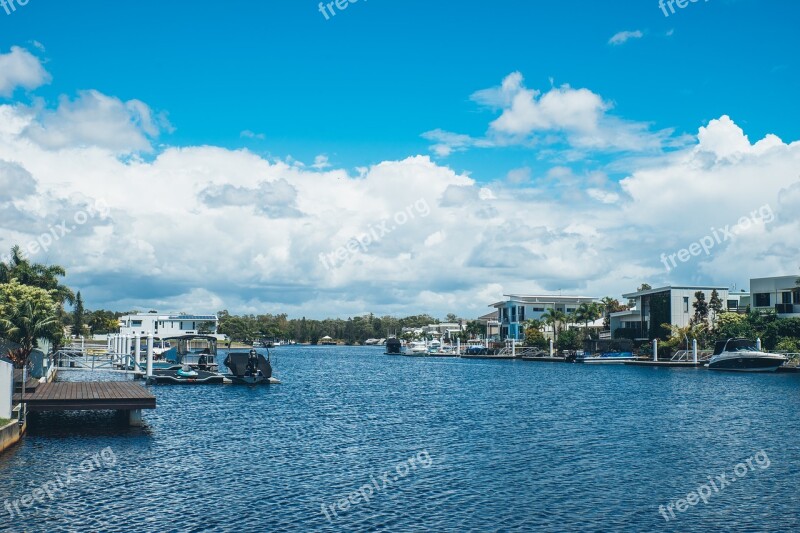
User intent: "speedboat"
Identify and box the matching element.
[146,335,224,384]
[223,349,275,385]
[708,338,787,372]
[146,364,224,384]
[384,337,403,355]
[404,341,429,356]
[576,351,637,364]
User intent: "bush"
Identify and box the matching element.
[524,328,548,349]
[556,329,582,351]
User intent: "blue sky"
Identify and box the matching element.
[1,0,799,317]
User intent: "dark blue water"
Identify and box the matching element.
[2,347,799,532]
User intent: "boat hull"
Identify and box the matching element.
[708,354,786,372]
[146,368,225,384]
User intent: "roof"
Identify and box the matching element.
[490,295,597,307]
[622,286,729,299]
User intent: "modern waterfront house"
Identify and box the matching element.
[118,312,220,338]
[490,294,597,341]
[750,275,800,317]
[610,286,730,340]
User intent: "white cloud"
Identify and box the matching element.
[240,130,265,140]
[1,85,798,318]
[425,72,676,157]
[22,90,166,153]
[0,46,51,97]
[608,30,644,46]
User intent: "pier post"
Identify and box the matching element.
[134,334,141,372]
[456,338,460,355]
[107,335,112,355]
[692,339,698,363]
[757,338,762,351]
[549,339,554,358]
[512,339,516,358]
[80,335,84,353]
[652,339,658,362]
[146,334,154,378]
[124,335,131,368]
[127,409,143,427]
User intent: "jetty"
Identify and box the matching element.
[13,381,155,426]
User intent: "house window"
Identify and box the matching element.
[519,306,525,322]
[727,300,738,309]
[794,290,800,304]
[132,320,142,326]
[511,307,517,322]
[683,297,689,313]
[754,293,771,307]
[782,292,792,304]
[532,307,545,312]
[566,308,576,313]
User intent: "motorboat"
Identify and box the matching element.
[223,349,275,385]
[708,338,787,372]
[384,337,403,355]
[404,341,429,356]
[146,364,225,384]
[160,335,220,372]
[575,351,637,364]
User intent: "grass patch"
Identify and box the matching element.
[0,418,12,427]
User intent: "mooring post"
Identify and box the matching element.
[653,339,658,361]
[692,339,698,363]
[134,334,141,372]
[512,338,516,358]
[757,338,762,351]
[127,409,143,427]
[549,339,554,358]
[456,338,460,355]
[146,334,154,378]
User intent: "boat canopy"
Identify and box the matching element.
[713,338,758,355]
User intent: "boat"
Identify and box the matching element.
[146,335,224,384]
[319,336,337,346]
[384,337,403,355]
[404,341,429,356]
[708,338,788,372]
[575,351,637,364]
[223,349,275,385]
[576,339,637,364]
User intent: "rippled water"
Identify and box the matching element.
[2,346,800,532]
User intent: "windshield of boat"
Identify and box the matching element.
[726,339,758,352]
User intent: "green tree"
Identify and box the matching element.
[0,280,59,368]
[691,291,709,328]
[0,245,74,305]
[709,289,723,326]
[542,308,566,344]
[556,328,582,351]
[73,291,85,337]
[524,327,548,349]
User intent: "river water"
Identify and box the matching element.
[1,346,799,532]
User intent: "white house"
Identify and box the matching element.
[610,286,730,340]
[490,294,597,341]
[750,275,800,317]
[119,313,219,338]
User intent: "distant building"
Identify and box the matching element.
[750,275,800,317]
[611,286,731,340]
[118,312,219,338]
[490,294,597,341]
[476,311,500,339]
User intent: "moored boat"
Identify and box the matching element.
[708,338,787,372]
[223,349,276,385]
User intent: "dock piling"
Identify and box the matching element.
[134,334,141,373]
[652,339,658,362]
[692,339,698,363]
[146,334,154,378]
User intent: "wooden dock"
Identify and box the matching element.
[13,381,155,425]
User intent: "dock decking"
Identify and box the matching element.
[14,381,156,412]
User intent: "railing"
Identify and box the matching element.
[671,350,713,362]
[54,347,143,373]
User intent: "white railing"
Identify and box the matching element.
[671,350,713,362]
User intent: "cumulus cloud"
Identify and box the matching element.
[1,85,797,318]
[425,72,676,157]
[608,30,644,46]
[22,90,167,153]
[0,46,51,97]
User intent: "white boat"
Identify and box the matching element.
[576,351,637,364]
[405,341,429,356]
[708,338,787,372]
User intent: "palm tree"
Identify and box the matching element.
[542,308,566,344]
[0,298,58,368]
[0,246,74,305]
[575,302,603,338]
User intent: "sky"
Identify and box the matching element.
[0,0,799,319]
